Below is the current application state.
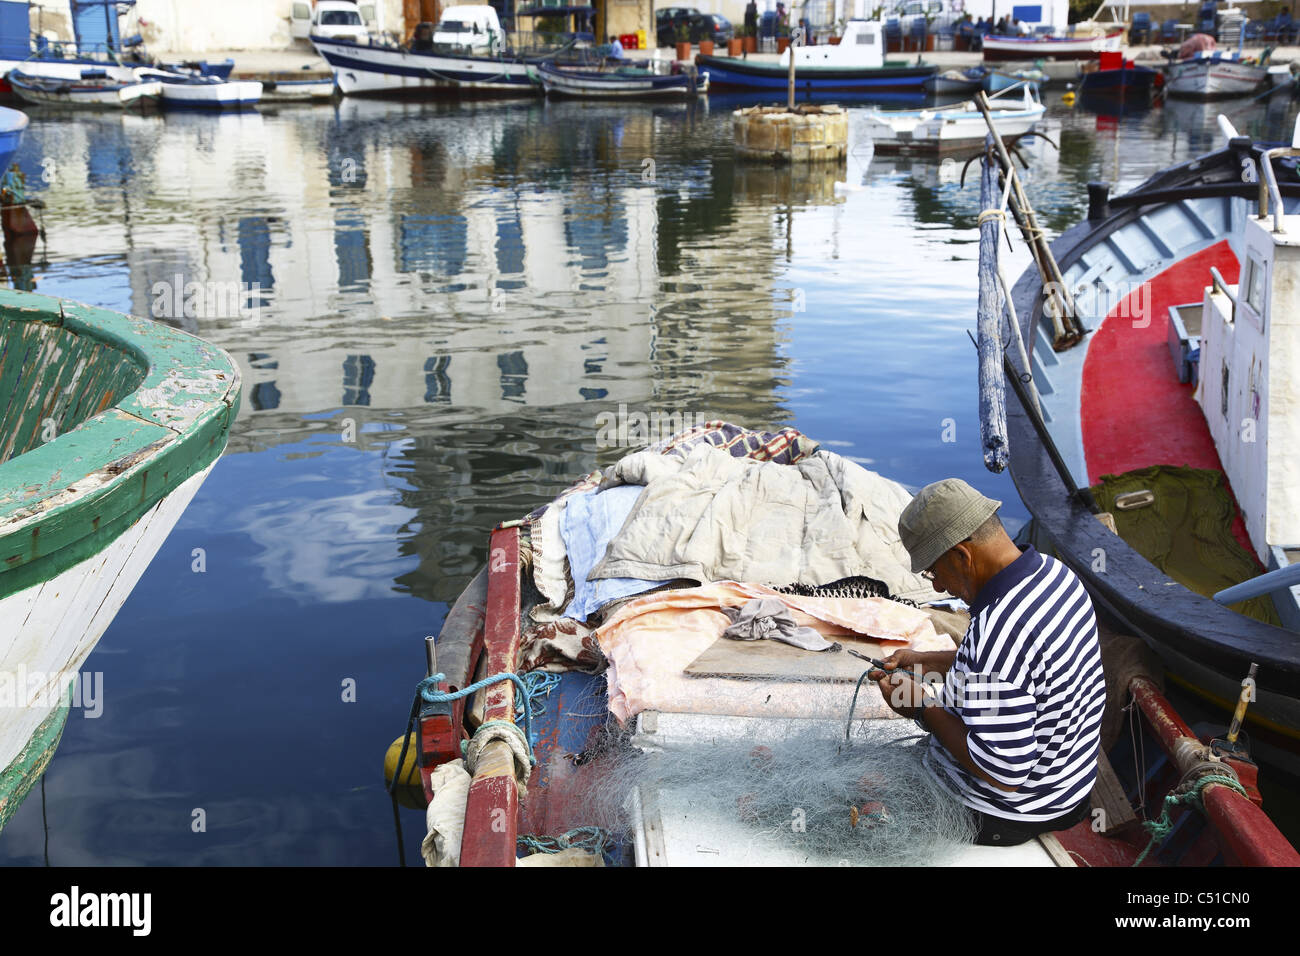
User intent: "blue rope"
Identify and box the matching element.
[517,825,613,860]
[418,671,537,765]
[518,671,562,746]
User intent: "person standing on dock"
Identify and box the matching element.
[871,479,1106,846]
[744,0,758,56]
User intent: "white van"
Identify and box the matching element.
[292,1,382,42]
[432,5,506,55]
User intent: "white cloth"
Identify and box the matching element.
[421,760,471,868]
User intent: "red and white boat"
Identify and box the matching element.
[983,30,1124,62]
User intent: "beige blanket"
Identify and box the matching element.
[590,445,934,603]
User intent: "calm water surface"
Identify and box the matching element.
[2,89,1297,864]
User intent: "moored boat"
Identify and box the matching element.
[982,30,1123,62]
[399,422,1300,867]
[0,290,241,830]
[311,32,540,97]
[134,70,263,110]
[259,74,337,103]
[995,116,1300,772]
[7,69,160,109]
[1077,51,1160,96]
[531,62,707,99]
[862,85,1044,152]
[1165,51,1270,99]
[697,19,935,93]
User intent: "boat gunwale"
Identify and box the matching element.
[0,290,241,595]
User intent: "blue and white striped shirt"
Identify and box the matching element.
[923,547,1106,822]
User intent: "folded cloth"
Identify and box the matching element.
[560,485,670,623]
[721,597,840,652]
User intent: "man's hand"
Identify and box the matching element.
[869,667,926,718]
[879,647,957,676]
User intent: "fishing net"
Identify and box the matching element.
[575,719,978,867]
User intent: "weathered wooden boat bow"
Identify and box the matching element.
[0,288,241,828]
[409,523,534,866]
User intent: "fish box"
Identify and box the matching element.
[1167,302,1202,386]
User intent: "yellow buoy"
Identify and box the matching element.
[1062,91,1077,105]
[385,732,422,789]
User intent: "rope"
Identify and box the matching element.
[517,825,613,859]
[418,670,536,760]
[976,208,1005,226]
[1132,769,1248,866]
[845,669,875,742]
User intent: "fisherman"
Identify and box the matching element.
[606,34,625,59]
[871,479,1106,846]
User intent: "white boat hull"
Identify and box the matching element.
[1166,58,1268,98]
[982,32,1122,62]
[10,84,124,108]
[156,79,263,109]
[864,101,1045,151]
[0,465,213,790]
[311,36,537,96]
[0,59,140,85]
[260,78,336,102]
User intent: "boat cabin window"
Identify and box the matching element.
[293,3,311,18]
[857,30,876,43]
[1243,253,1266,324]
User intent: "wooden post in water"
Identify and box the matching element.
[787,25,798,110]
[978,140,1010,474]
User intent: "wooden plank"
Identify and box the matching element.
[1037,831,1080,867]
[460,525,523,868]
[684,635,901,683]
[1089,749,1139,834]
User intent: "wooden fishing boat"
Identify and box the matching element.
[133,70,262,110]
[397,421,1299,867]
[925,68,984,96]
[530,62,707,100]
[8,69,160,109]
[996,116,1300,773]
[1165,51,1270,99]
[258,75,337,103]
[310,33,541,97]
[697,19,935,93]
[862,85,1043,152]
[0,290,240,829]
[1077,51,1160,97]
[982,30,1123,62]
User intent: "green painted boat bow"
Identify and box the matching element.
[0,289,242,600]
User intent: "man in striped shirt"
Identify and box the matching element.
[872,478,1106,846]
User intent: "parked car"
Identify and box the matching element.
[656,7,701,46]
[687,12,733,43]
[294,1,376,42]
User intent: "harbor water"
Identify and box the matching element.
[1,89,1297,864]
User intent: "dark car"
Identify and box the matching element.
[687,12,733,43]
[656,6,701,46]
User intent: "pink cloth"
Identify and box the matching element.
[595,581,948,724]
[1179,33,1216,59]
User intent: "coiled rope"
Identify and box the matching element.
[1132,769,1248,866]
[388,669,550,797]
